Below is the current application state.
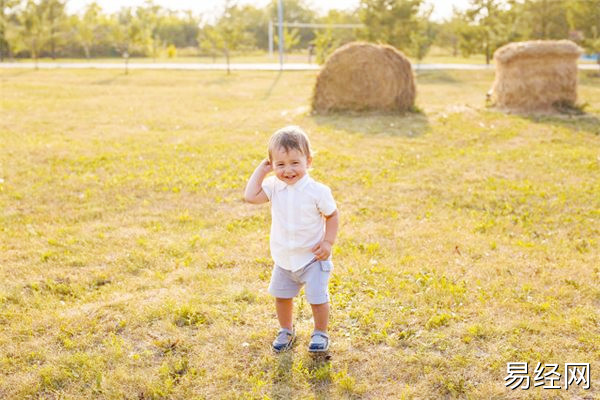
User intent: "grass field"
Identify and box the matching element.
[5,49,598,66]
[1,67,599,399]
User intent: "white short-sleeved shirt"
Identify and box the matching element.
[262,173,337,271]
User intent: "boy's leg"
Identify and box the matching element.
[309,302,330,352]
[310,302,329,332]
[303,260,332,352]
[276,297,294,330]
[273,297,295,352]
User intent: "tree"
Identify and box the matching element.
[238,4,267,50]
[72,2,102,59]
[409,4,435,63]
[521,0,569,39]
[566,0,600,70]
[136,0,162,61]
[18,0,48,68]
[267,0,316,48]
[436,10,471,57]
[39,0,67,59]
[197,1,252,74]
[358,0,423,52]
[111,7,149,73]
[0,0,19,61]
[274,26,300,53]
[311,9,359,64]
[312,28,335,64]
[463,0,507,64]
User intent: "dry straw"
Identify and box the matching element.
[312,42,416,113]
[490,40,583,112]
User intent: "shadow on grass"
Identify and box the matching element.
[311,110,430,137]
[271,351,295,399]
[521,112,600,136]
[0,69,33,79]
[92,73,127,85]
[263,71,282,100]
[581,71,600,84]
[307,355,333,399]
[414,69,460,84]
[271,350,332,399]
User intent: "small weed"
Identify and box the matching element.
[173,305,211,327]
[425,313,452,330]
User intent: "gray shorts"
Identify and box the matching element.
[268,259,333,304]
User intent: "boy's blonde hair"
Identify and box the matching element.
[268,125,312,161]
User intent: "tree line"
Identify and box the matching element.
[0,0,598,64]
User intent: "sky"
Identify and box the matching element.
[66,0,471,22]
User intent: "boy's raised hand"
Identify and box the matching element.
[311,240,332,261]
[260,158,273,174]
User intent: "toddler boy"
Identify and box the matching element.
[244,126,339,353]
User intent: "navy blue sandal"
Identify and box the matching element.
[308,331,330,353]
[272,328,295,353]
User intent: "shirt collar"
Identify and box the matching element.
[275,173,310,191]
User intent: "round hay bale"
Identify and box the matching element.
[312,42,416,113]
[490,40,583,112]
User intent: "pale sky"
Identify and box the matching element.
[66,0,471,22]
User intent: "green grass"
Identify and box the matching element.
[8,48,597,66]
[1,68,599,399]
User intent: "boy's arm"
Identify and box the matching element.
[244,159,272,204]
[312,210,339,260]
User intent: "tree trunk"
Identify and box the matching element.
[225,49,230,75]
[0,3,4,61]
[32,38,38,70]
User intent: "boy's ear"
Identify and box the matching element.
[307,155,313,167]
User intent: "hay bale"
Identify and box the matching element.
[312,42,415,113]
[490,40,583,112]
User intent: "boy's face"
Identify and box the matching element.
[271,146,312,185]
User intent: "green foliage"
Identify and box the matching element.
[166,43,176,58]
[17,0,47,63]
[311,10,360,64]
[4,0,598,62]
[566,0,600,55]
[409,6,435,62]
[274,26,301,52]
[358,0,423,52]
[462,0,513,63]
[111,7,149,57]
[198,1,253,73]
[267,0,317,48]
[520,0,570,40]
[312,28,336,64]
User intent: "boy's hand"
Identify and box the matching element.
[311,240,332,261]
[259,158,272,174]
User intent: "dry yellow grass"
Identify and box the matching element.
[0,68,599,399]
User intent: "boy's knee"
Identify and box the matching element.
[276,297,293,302]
